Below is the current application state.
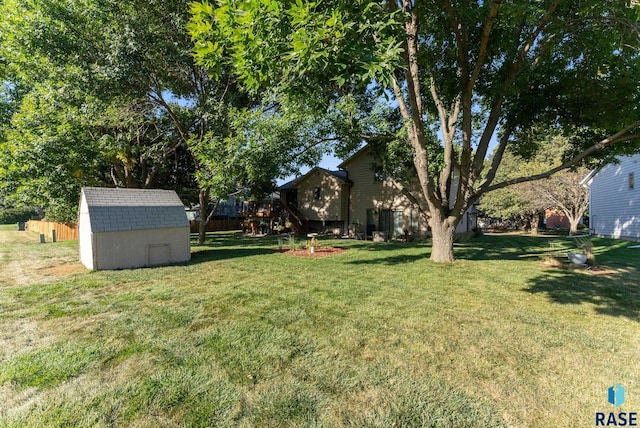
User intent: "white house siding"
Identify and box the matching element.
[587,155,640,240]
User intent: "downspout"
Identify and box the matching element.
[580,174,593,236]
[344,169,351,235]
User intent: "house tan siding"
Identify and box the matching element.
[342,147,477,237]
[342,148,429,238]
[297,170,348,222]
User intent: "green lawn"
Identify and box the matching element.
[0,225,638,427]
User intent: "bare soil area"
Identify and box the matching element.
[274,246,348,258]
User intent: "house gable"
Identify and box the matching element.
[278,168,351,224]
[340,145,477,237]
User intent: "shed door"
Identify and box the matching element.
[148,244,171,266]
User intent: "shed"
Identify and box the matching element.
[78,187,191,270]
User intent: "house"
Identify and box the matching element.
[581,154,640,241]
[278,167,352,234]
[544,208,571,229]
[78,187,191,270]
[278,146,477,239]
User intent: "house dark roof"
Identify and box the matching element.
[277,167,352,191]
[81,187,188,232]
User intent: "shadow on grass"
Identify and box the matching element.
[453,234,572,261]
[190,231,275,248]
[523,268,640,321]
[188,247,274,263]
[346,253,428,265]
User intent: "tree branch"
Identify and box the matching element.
[481,121,640,194]
[469,0,502,88]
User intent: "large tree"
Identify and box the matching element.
[0,0,329,239]
[190,0,640,261]
[0,0,262,236]
[0,0,203,220]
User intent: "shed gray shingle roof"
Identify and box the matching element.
[81,187,188,233]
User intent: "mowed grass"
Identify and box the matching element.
[0,225,639,427]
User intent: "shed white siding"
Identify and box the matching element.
[586,155,640,241]
[79,187,191,270]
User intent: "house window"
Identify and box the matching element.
[373,165,385,182]
[313,186,321,200]
[630,172,635,190]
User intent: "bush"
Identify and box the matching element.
[0,207,40,224]
[471,226,484,237]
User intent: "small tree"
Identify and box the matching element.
[482,136,590,235]
[536,170,589,235]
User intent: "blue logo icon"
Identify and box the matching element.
[608,384,625,408]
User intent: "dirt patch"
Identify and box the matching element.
[274,247,348,258]
[39,263,86,277]
[539,259,616,275]
[3,262,85,287]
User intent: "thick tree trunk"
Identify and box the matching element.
[568,217,580,235]
[429,218,457,263]
[529,212,542,235]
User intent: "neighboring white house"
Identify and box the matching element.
[582,154,640,241]
[78,187,191,270]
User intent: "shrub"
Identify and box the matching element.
[0,207,40,224]
[471,226,484,237]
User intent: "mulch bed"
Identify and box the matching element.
[273,247,347,258]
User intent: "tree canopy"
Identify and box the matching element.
[0,0,325,227]
[190,0,640,261]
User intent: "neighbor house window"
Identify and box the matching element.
[314,186,321,200]
[630,172,635,190]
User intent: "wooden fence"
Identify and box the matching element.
[25,219,240,240]
[189,219,243,233]
[26,220,79,241]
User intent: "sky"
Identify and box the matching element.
[276,153,343,186]
[276,132,501,186]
